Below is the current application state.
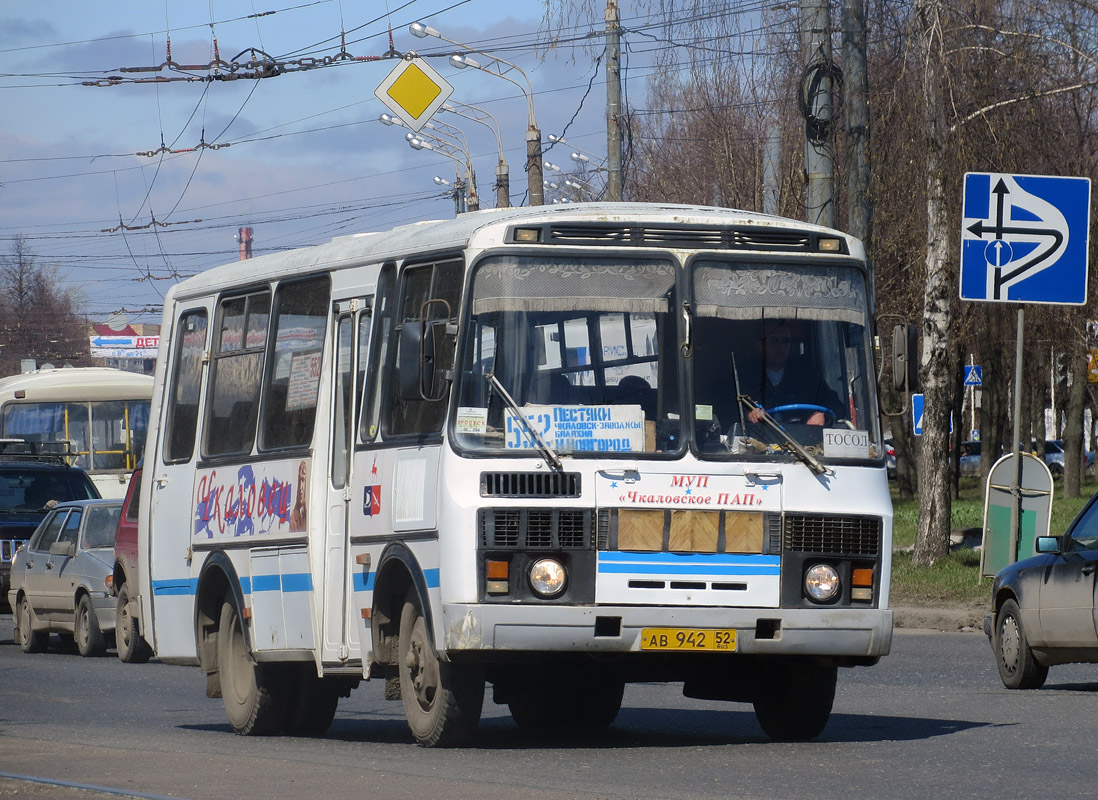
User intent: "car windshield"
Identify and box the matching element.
[0,469,97,513]
[452,253,881,464]
[83,504,122,548]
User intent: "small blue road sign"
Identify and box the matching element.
[964,365,983,386]
[912,393,952,436]
[961,172,1090,304]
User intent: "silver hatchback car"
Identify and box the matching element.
[8,499,123,657]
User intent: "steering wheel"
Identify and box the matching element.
[764,403,836,426]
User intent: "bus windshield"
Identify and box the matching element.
[453,254,881,463]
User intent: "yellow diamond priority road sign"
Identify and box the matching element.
[374,57,454,132]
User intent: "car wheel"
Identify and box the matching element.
[752,660,837,741]
[75,594,107,657]
[398,590,484,747]
[995,598,1048,689]
[217,599,291,735]
[16,595,48,653]
[1049,463,1063,477]
[115,582,153,663]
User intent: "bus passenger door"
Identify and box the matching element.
[322,302,370,665]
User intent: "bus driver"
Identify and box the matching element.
[738,319,843,427]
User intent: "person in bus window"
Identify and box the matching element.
[737,320,843,427]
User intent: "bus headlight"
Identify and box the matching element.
[804,563,840,602]
[529,558,567,597]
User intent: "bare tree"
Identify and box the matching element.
[0,236,90,375]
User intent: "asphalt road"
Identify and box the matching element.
[2,615,1097,800]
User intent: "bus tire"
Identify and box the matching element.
[284,667,341,737]
[218,600,291,735]
[115,582,152,664]
[508,676,624,730]
[398,590,484,747]
[752,661,836,742]
[17,595,48,653]
[75,594,107,657]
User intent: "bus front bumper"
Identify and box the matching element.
[441,603,893,660]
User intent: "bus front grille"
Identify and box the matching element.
[480,472,581,498]
[479,509,593,549]
[783,514,881,556]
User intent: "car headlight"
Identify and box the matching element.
[529,558,567,597]
[804,563,840,602]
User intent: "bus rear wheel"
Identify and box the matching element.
[752,660,836,741]
[218,600,291,735]
[398,590,483,747]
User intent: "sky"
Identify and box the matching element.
[0,0,650,328]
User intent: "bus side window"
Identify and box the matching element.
[164,309,208,463]
[259,276,330,451]
[382,259,462,438]
[359,264,395,444]
[205,291,269,458]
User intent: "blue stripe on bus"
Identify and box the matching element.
[151,573,314,597]
[280,573,313,592]
[599,552,780,566]
[151,579,198,596]
[598,552,780,576]
[351,568,440,594]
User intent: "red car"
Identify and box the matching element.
[111,466,152,663]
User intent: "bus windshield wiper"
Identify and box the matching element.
[731,352,829,476]
[484,372,563,471]
[735,392,830,476]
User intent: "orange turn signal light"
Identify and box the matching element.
[485,560,509,580]
[851,568,874,587]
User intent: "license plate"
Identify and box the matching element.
[640,627,737,652]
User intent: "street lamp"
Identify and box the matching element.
[433,175,467,216]
[410,21,543,206]
[406,131,479,212]
[548,134,605,164]
[442,101,509,208]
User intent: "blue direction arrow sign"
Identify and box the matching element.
[960,173,1090,304]
[964,365,982,386]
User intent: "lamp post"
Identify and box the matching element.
[407,131,479,211]
[442,100,509,208]
[384,112,480,211]
[410,21,543,206]
[434,175,466,216]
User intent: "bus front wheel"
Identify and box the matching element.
[397,590,483,747]
[218,600,290,735]
[752,660,836,741]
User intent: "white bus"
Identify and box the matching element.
[0,367,152,498]
[138,203,894,745]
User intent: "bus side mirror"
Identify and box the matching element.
[892,323,919,393]
[399,322,430,401]
[399,300,454,401]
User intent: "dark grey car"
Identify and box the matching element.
[8,499,123,657]
[986,489,1098,688]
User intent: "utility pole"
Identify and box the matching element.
[800,0,835,228]
[843,0,872,272]
[605,0,624,201]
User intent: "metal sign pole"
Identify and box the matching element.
[1008,307,1024,564]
